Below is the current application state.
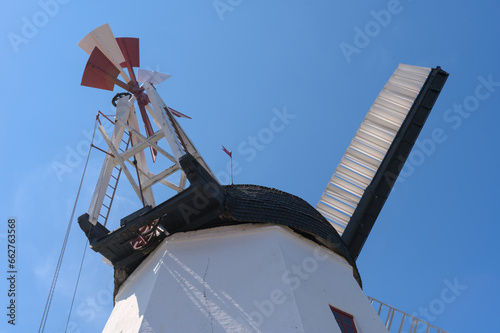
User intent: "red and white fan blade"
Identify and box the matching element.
[116,38,140,69]
[78,23,129,81]
[81,47,122,91]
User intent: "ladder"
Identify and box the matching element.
[98,131,132,227]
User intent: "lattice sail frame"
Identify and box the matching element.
[316,64,441,236]
[88,83,214,226]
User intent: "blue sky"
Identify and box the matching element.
[2,0,499,332]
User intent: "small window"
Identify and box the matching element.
[330,305,358,333]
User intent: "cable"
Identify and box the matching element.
[64,239,88,332]
[38,119,98,333]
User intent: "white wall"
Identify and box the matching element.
[103,224,388,333]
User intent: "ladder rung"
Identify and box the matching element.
[111,175,118,180]
[105,194,112,199]
[102,204,110,210]
[99,213,106,219]
[108,184,115,190]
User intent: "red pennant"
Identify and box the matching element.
[222,145,232,158]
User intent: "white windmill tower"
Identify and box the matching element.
[76,25,449,333]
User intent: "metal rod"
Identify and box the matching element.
[91,144,114,158]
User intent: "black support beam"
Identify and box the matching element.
[342,67,449,261]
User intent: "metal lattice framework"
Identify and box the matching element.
[79,24,214,226]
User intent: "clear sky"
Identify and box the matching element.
[2,0,499,332]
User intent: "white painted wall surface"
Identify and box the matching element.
[103,224,388,333]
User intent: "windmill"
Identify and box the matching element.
[76,24,449,333]
[77,24,213,234]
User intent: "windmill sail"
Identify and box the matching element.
[316,64,448,260]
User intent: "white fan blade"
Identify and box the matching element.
[137,69,171,85]
[78,23,129,81]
